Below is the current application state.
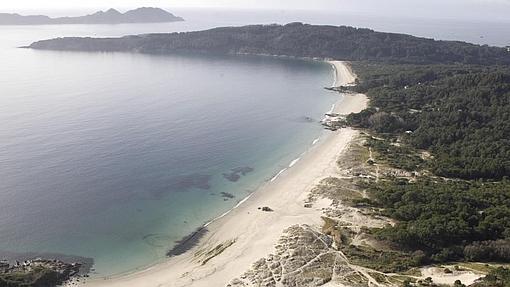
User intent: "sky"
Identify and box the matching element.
[0,0,509,22]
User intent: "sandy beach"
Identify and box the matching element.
[77,61,368,287]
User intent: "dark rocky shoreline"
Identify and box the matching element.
[0,251,92,287]
[0,259,84,287]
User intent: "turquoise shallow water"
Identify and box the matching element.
[0,25,337,276]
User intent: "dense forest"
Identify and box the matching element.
[348,64,510,180]
[363,179,510,262]
[346,63,510,279]
[28,23,510,65]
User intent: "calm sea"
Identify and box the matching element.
[0,9,508,277]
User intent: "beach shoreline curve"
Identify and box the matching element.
[75,61,368,287]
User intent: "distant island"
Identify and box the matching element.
[0,7,183,25]
[27,23,510,65]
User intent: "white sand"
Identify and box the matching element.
[420,266,483,286]
[79,61,368,287]
[330,60,356,87]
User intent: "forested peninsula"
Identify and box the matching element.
[28,23,510,65]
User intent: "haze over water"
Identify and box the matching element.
[0,8,508,277]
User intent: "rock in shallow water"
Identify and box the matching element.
[223,167,254,182]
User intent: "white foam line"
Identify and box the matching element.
[289,157,301,168]
[203,146,309,228]
[331,62,338,87]
[204,211,229,227]
[328,103,336,114]
[234,193,254,209]
[200,62,345,240]
[203,193,255,227]
[202,94,335,229]
[270,168,287,182]
[204,157,297,228]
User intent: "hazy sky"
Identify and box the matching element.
[1,0,509,21]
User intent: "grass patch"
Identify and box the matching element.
[368,271,388,283]
[341,244,425,273]
[365,137,425,172]
[0,267,60,287]
[196,239,236,265]
[313,177,364,206]
[342,272,369,285]
[388,275,417,285]
[322,217,353,246]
